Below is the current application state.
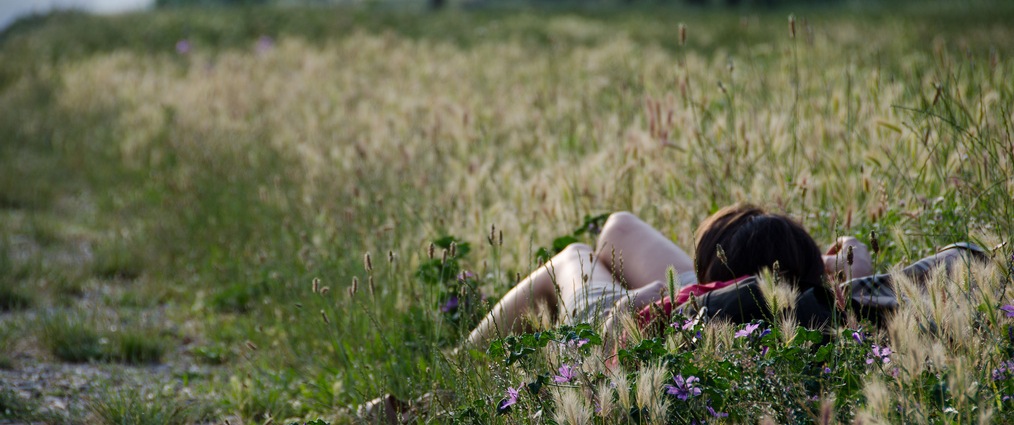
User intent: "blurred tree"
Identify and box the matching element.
[156,0,268,6]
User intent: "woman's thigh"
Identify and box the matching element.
[544,243,612,299]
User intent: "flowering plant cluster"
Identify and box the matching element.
[472,309,926,424]
[415,236,486,329]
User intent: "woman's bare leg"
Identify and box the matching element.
[596,212,695,290]
[466,243,609,347]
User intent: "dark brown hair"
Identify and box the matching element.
[694,203,825,291]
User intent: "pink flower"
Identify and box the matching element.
[867,344,892,365]
[735,323,761,338]
[498,385,521,412]
[554,364,578,383]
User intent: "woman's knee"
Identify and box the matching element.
[598,212,643,248]
[557,242,593,259]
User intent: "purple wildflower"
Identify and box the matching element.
[823,367,832,374]
[441,296,459,313]
[175,39,191,55]
[498,386,521,411]
[852,331,863,343]
[673,318,695,331]
[735,323,761,338]
[994,364,1009,381]
[255,35,274,54]
[1001,304,1014,318]
[867,344,892,365]
[665,374,701,401]
[554,364,578,383]
[761,346,769,356]
[707,405,729,418]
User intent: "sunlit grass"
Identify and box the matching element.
[0,2,1012,423]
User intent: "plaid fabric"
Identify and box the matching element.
[844,243,984,312]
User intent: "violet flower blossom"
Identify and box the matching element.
[665,374,701,401]
[866,344,892,365]
[554,364,578,383]
[441,296,459,313]
[1001,304,1014,318]
[175,39,191,55]
[707,405,729,418]
[852,331,864,343]
[735,323,761,338]
[498,386,521,412]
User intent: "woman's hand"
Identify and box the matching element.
[823,237,874,281]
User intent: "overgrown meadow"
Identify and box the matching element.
[1,2,1013,423]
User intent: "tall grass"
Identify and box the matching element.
[0,2,1012,423]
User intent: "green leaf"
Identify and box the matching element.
[794,327,824,346]
[814,344,833,363]
[488,339,505,358]
[551,235,580,253]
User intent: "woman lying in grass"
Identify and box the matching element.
[466,203,982,347]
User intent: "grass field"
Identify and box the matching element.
[1,2,1013,423]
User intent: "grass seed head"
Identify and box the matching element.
[789,14,797,39]
[554,388,592,425]
[613,371,632,412]
[312,277,320,294]
[364,252,372,272]
[596,381,615,419]
[678,23,686,46]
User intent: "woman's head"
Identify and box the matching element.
[694,203,824,291]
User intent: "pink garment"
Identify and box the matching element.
[637,276,753,327]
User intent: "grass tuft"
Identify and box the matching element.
[111,329,168,364]
[0,388,44,421]
[0,284,33,311]
[39,313,105,363]
[87,388,213,425]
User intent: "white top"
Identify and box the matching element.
[559,281,630,325]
